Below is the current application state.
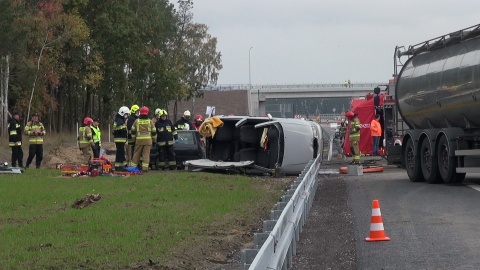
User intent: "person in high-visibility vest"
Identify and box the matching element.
[130,106,156,172]
[78,117,94,161]
[91,118,102,158]
[370,114,382,156]
[24,113,46,169]
[113,106,130,171]
[346,111,361,164]
[8,112,23,168]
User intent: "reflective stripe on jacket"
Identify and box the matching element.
[349,118,361,138]
[8,119,22,146]
[24,121,45,144]
[91,126,101,146]
[78,126,93,148]
[131,117,156,145]
[155,119,177,145]
[113,114,128,143]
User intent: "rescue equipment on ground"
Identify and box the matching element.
[58,157,131,177]
[339,165,384,174]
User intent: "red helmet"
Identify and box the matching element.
[139,106,149,115]
[83,117,93,125]
[345,111,355,119]
[194,114,204,122]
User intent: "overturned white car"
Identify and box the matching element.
[185,116,323,175]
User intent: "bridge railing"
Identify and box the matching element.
[200,82,384,91]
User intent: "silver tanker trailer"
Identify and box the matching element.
[394,23,480,184]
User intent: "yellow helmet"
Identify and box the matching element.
[159,109,168,117]
[130,104,140,114]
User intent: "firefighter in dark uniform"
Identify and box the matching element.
[175,110,195,130]
[113,106,130,171]
[8,112,23,168]
[126,104,140,166]
[24,113,46,169]
[155,109,178,170]
[130,106,156,172]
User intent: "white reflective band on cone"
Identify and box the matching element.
[370,223,385,231]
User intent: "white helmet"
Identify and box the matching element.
[184,110,191,117]
[154,108,161,117]
[118,106,130,117]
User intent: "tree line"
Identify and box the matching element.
[0,0,222,134]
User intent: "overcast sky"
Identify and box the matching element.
[186,0,480,86]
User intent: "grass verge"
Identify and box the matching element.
[0,169,290,269]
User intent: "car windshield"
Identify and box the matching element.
[177,131,195,144]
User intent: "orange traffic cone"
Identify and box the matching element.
[365,199,390,242]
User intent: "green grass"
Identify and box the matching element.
[0,169,286,269]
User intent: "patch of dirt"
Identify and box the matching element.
[43,143,117,168]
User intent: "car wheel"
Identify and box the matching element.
[153,157,159,170]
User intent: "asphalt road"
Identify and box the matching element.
[293,160,480,270]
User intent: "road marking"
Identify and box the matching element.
[468,184,480,192]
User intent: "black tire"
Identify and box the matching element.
[405,139,424,182]
[437,135,465,183]
[420,138,440,183]
[153,157,159,170]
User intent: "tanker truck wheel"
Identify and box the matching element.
[405,139,424,182]
[420,138,440,183]
[437,135,465,183]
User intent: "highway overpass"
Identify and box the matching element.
[202,82,385,116]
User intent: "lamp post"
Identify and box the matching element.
[249,46,253,115]
[249,47,253,90]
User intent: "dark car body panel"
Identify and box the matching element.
[149,130,205,169]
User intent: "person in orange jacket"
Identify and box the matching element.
[370,114,382,156]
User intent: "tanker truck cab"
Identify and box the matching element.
[394,23,480,184]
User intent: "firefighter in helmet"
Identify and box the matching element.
[113,106,130,171]
[24,113,46,169]
[155,109,178,170]
[192,114,204,130]
[127,104,140,165]
[78,117,94,161]
[346,111,361,164]
[8,112,23,168]
[152,108,161,125]
[175,110,195,130]
[130,106,156,172]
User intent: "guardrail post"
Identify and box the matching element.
[270,209,283,220]
[276,202,288,211]
[241,249,258,270]
[263,220,276,233]
[254,233,270,249]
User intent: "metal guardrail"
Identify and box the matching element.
[240,126,333,269]
[240,154,322,269]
